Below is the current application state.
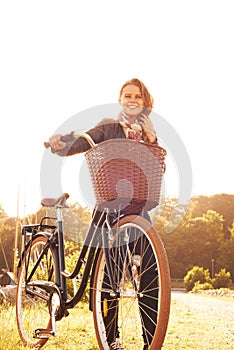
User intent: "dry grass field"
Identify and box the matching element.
[0,291,233,350]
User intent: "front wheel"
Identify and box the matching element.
[16,234,58,348]
[92,215,171,350]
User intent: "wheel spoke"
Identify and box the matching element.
[16,235,57,348]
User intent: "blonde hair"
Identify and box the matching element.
[118,78,154,112]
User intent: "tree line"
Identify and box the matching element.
[0,203,91,273]
[152,194,234,280]
[0,194,234,282]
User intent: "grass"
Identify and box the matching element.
[0,303,98,350]
[0,293,233,350]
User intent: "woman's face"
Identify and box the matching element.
[119,84,144,117]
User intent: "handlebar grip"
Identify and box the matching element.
[44,135,67,149]
[44,133,96,149]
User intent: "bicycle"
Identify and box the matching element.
[16,136,171,350]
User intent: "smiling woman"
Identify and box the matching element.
[43,78,165,349]
[118,79,156,144]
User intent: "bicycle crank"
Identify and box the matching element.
[33,288,68,339]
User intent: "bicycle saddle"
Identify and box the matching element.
[41,193,70,208]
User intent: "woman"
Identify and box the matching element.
[48,78,159,350]
[48,78,157,153]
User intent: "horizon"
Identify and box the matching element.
[1,190,234,219]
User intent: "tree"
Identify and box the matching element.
[216,223,234,279]
[0,204,7,220]
[0,210,17,272]
[192,210,224,268]
[188,194,234,238]
[153,201,228,279]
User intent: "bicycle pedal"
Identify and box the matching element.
[34,328,55,339]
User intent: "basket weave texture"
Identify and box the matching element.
[85,139,166,212]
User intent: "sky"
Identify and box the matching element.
[0,0,233,217]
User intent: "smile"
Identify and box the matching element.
[127,105,139,109]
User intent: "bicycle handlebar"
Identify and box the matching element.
[44,133,96,149]
[44,136,68,149]
[44,141,51,148]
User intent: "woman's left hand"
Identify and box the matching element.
[138,114,156,143]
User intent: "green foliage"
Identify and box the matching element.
[212,268,232,289]
[192,281,213,291]
[0,213,17,271]
[184,266,212,292]
[216,239,234,279]
[64,241,90,301]
[229,220,234,239]
[152,194,234,280]
[65,249,80,297]
[188,194,234,237]
[184,266,232,291]
[0,204,7,220]
[1,194,234,286]
[0,202,91,275]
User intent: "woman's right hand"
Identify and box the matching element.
[48,134,67,150]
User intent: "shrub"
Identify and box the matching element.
[184,266,212,292]
[192,281,213,291]
[212,269,232,289]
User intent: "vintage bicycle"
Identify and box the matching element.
[16,137,171,349]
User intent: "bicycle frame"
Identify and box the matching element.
[17,199,171,349]
[19,204,122,317]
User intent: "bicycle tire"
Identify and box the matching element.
[16,234,58,348]
[92,215,171,350]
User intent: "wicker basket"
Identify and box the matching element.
[85,139,166,212]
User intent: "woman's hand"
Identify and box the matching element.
[138,114,156,143]
[48,134,67,150]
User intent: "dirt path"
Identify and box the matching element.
[163,291,234,350]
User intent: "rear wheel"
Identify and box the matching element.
[92,215,171,350]
[16,234,58,348]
